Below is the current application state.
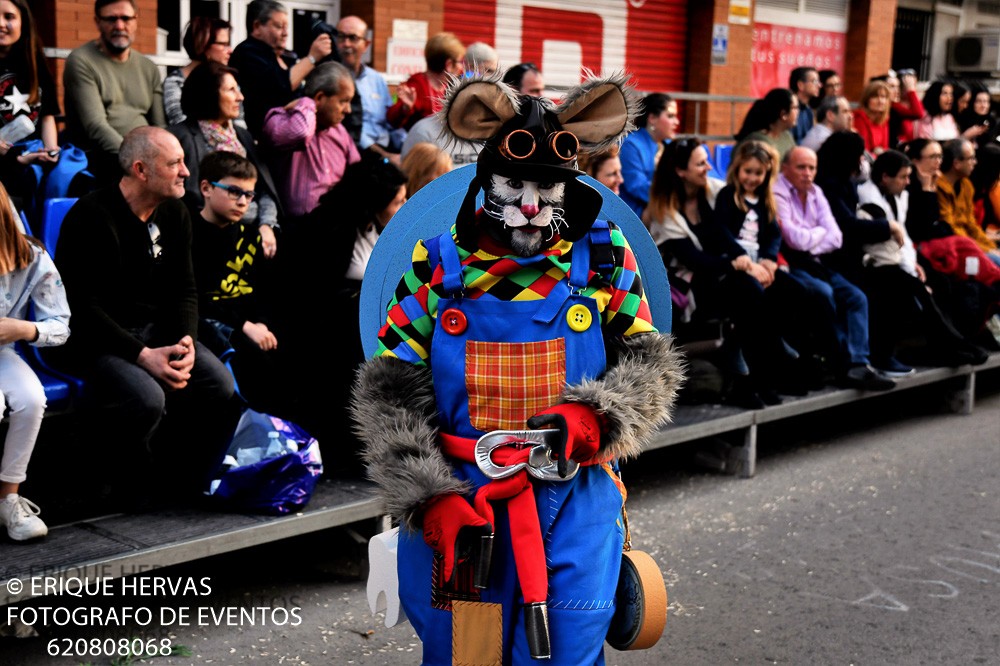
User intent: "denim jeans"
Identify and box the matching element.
[790,268,871,367]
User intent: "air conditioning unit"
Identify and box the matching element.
[947,31,1000,73]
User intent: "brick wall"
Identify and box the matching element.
[371,0,444,72]
[49,0,160,111]
[687,0,755,141]
[843,0,898,102]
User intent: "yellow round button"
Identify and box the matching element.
[566,304,592,332]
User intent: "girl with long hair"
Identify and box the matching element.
[0,0,60,195]
[914,80,987,142]
[645,138,795,407]
[0,183,70,540]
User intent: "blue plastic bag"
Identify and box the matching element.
[207,409,324,515]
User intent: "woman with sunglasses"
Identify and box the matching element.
[645,138,796,408]
[168,61,282,258]
[163,16,236,126]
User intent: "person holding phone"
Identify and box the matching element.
[0,0,61,199]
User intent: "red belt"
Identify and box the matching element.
[438,432,610,604]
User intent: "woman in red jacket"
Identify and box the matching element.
[853,80,892,157]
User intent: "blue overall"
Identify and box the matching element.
[397,227,626,665]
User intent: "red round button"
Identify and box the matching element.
[440,308,468,335]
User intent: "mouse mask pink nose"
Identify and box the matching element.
[521,204,539,218]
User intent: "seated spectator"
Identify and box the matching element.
[503,62,545,97]
[229,0,333,138]
[774,146,895,390]
[396,42,494,168]
[714,140,822,394]
[953,79,972,116]
[881,69,925,147]
[619,92,679,219]
[54,127,238,502]
[734,88,798,161]
[191,151,316,433]
[903,139,951,242]
[789,67,819,143]
[853,80,892,157]
[335,15,404,162]
[169,62,281,258]
[857,150,989,367]
[0,0,61,203]
[401,142,452,198]
[0,183,70,541]
[937,138,1000,264]
[956,81,998,148]
[645,138,793,407]
[463,42,499,77]
[400,112,481,168]
[815,131,903,289]
[162,17,235,127]
[578,147,624,196]
[801,94,852,152]
[289,155,408,458]
[262,62,360,218]
[387,32,465,131]
[914,80,986,143]
[903,139,1000,343]
[971,143,1000,238]
[63,0,165,184]
[815,69,841,108]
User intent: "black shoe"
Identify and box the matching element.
[723,378,766,410]
[871,356,915,378]
[757,388,784,405]
[843,364,896,391]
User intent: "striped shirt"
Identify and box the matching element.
[376,222,655,366]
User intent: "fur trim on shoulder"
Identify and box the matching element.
[350,357,468,528]
[561,332,686,460]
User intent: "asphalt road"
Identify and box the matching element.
[2,380,998,665]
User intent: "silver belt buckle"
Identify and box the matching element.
[474,429,579,481]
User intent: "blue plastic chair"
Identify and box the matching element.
[22,198,87,397]
[40,197,78,259]
[714,143,735,178]
[14,343,72,410]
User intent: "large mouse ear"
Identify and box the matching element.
[441,76,521,141]
[556,72,641,152]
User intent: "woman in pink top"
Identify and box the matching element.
[914,80,987,142]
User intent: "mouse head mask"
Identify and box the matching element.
[441,73,639,254]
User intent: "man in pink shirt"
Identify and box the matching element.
[262,61,360,217]
[774,146,895,390]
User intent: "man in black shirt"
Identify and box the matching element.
[56,127,237,502]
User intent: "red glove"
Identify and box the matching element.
[421,494,492,584]
[527,402,602,478]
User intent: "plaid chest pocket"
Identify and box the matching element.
[465,338,566,432]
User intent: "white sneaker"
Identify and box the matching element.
[0,494,49,541]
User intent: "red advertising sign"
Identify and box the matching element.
[751,22,846,98]
[443,0,687,92]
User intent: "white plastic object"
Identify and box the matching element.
[367,527,409,628]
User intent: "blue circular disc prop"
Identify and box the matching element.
[359,165,672,358]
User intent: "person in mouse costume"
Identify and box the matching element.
[351,73,685,665]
